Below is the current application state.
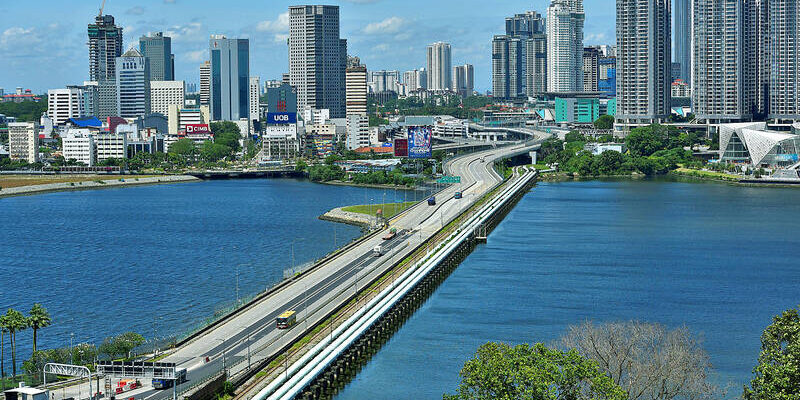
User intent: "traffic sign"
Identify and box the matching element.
[437,176,461,184]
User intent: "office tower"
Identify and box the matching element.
[139,32,174,81]
[692,0,755,123]
[200,61,211,106]
[616,0,671,127]
[250,76,261,123]
[674,0,691,85]
[583,47,600,92]
[116,48,150,119]
[48,87,86,125]
[346,64,368,116]
[453,64,474,97]
[209,35,250,121]
[403,69,427,92]
[88,14,123,82]
[150,81,185,116]
[289,5,347,118]
[547,0,585,92]
[7,122,39,163]
[267,83,298,113]
[427,42,452,91]
[492,35,523,98]
[370,70,401,93]
[97,81,118,119]
[768,0,800,123]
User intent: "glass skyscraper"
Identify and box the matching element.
[209,35,250,121]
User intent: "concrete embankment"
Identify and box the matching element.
[319,207,378,228]
[0,175,200,198]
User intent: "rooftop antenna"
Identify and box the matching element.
[99,0,106,16]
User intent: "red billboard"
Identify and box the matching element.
[185,124,211,135]
[394,138,408,157]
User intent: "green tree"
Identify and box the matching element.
[0,313,7,383]
[199,141,231,162]
[593,151,626,175]
[744,305,800,400]
[594,115,615,130]
[444,342,627,400]
[625,125,665,157]
[168,139,197,157]
[27,304,51,354]
[295,159,308,172]
[2,309,28,377]
[565,130,586,143]
[98,332,145,360]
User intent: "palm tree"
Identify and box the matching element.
[3,309,28,378]
[0,313,8,387]
[27,304,51,354]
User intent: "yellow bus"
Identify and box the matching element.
[276,310,297,329]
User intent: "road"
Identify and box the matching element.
[52,137,547,400]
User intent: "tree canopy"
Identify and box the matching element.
[444,342,627,400]
[744,305,800,400]
[594,115,615,130]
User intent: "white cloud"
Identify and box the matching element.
[165,22,204,42]
[363,16,404,35]
[256,13,289,33]
[0,27,39,51]
[164,0,176,3]
[184,50,206,62]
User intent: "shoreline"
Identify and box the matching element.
[319,206,378,228]
[319,180,419,190]
[0,175,201,199]
[539,170,800,187]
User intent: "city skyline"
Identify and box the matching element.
[0,0,617,93]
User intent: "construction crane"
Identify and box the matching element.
[98,0,106,16]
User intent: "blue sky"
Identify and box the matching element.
[0,0,616,93]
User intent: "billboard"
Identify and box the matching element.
[407,126,432,159]
[267,112,297,125]
[185,124,211,135]
[394,138,408,157]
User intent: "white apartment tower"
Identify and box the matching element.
[250,76,261,123]
[7,122,39,163]
[289,5,347,118]
[427,42,452,91]
[616,0,672,128]
[200,60,211,106]
[346,65,368,116]
[48,87,86,125]
[768,0,800,123]
[547,0,585,92]
[150,81,185,116]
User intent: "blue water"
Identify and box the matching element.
[0,179,414,365]
[336,179,800,399]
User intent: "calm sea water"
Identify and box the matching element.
[336,178,800,399]
[0,179,413,365]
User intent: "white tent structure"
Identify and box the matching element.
[719,122,800,168]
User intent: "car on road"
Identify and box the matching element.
[383,228,397,240]
[427,196,436,206]
[454,192,462,199]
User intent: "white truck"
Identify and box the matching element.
[373,244,384,257]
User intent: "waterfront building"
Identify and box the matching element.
[289,5,347,118]
[7,122,39,163]
[547,0,585,93]
[250,76,261,124]
[209,36,250,121]
[719,122,800,168]
[345,114,370,150]
[88,14,123,82]
[692,0,755,124]
[615,0,671,129]
[262,124,300,160]
[94,133,127,163]
[116,48,150,119]
[427,42,452,91]
[674,0,691,85]
[62,130,96,166]
[167,105,210,135]
[200,61,211,106]
[583,47,600,92]
[48,87,86,125]
[139,32,174,81]
[452,64,474,97]
[346,64,368,116]
[150,81,185,117]
[267,83,298,114]
[767,0,800,124]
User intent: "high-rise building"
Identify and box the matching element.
[453,64,474,97]
[346,64,368,116]
[526,33,548,96]
[583,47,600,92]
[200,61,211,106]
[547,0,585,92]
[506,11,546,38]
[345,114,369,150]
[48,87,86,125]
[249,76,261,123]
[267,83,298,114]
[427,42,452,91]
[403,69,427,92]
[599,57,617,96]
[88,14,123,82]
[150,81,185,116]
[673,0,691,85]
[209,35,250,121]
[369,70,400,93]
[502,11,547,97]
[139,32,174,81]
[116,48,150,119]
[97,80,118,119]
[616,0,671,128]
[7,122,39,163]
[768,0,800,123]
[289,5,347,118]
[492,35,523,99]
[692,0,755,123]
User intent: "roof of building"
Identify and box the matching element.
[719,122,799,165]
[354,146,394,154]
[121,47,143,57]
[5,386,47,395]
[68,116,103,128]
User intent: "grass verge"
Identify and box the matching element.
[342,201,417,219]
